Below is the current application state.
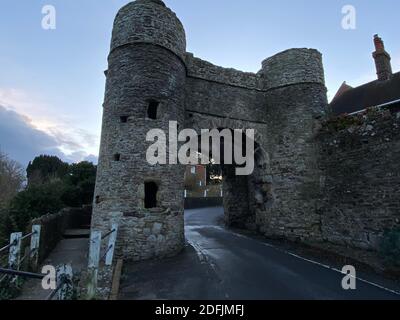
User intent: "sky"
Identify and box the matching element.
[0,0,399,167]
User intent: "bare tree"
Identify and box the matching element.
[0,150,25,207]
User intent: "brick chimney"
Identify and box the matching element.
[372,34,393,81]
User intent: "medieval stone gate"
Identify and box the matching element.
[91,0,328,261]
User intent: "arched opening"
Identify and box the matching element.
[183,128,265,233]
[144,181,158,208]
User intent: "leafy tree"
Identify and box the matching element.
[1,154,97,238]
[0,207,13,247]
[8,181,66,230]
[67,161,97,186]
[61,161,97,207]
[26,155,69,186]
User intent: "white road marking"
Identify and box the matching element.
[186,224,400,297]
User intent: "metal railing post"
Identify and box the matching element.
[8,232,22,270]
[87,230,101,300]
[29,225,41,271]
[105,224,118,266]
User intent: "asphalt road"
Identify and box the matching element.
[119,207,400,300]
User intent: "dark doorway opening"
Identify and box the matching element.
[145,181,158,208]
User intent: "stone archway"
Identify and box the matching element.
[186,113,273,230]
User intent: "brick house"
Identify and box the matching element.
[330,35,400,115]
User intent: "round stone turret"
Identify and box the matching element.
[111,0,186,62]
[261,48,325,90]
[93,0,187,262]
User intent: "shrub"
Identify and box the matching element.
[380,229,400,267]
[8,181,66,231]
[323,114,363,132]
[0,276,24,301]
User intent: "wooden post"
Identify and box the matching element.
[30,225,41,271]
[105,224,118,266]
[8,232,22,270]
[56,264,73,300]
[109,259,123,300]
[87,230,101,300]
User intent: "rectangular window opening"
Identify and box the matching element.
[147,100,159,120]
[144,181,158,209]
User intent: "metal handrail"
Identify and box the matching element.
[101,228,116,240]
[0,267,45,280]
[20,231,37,242]
[101,244,113,262]
[0,239,17,255]
[0,266,73,300]
[19,248,38,266]
[0,272,8,283]
[0,225,74,300]
[0,230,37,255]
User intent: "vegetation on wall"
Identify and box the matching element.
[322,107,393,133]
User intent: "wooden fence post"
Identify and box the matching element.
[105,224,118,266]
[8,232,22,270]
[30,225,41,271]
[87,230,101,300]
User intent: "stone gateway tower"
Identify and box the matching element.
[92,0,329,262]
[92,0,187,261]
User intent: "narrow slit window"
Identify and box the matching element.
[144,181,158,209]
[120,116,128,123]
[147,100,159,120]
[113,154,121,161]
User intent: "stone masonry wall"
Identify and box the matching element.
[318,109,400,251]
[258,83,328,242]
[93,0,334,263]
[185,77,267,124]
[93,43,187,261]
[260,49,325,90]
[185,53,263,90]
[93,0,187,262]
[111,0,186,61]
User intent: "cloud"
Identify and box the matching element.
[0,87,100,156]
[0,87,99,167]
[0,104,98,167]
